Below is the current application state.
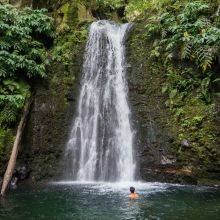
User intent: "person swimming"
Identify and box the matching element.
[129,186,139,199]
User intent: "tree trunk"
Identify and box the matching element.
[0,97,32,197]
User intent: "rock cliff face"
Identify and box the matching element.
[17,0,90,181]
[126,24,194,184]
[20,62,84,181]
[126,21,220,185]
[0,0,125,182]
[13,0,128,182]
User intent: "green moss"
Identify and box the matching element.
[198,178,220,186]
[138,25,219,169]
[51,1,91,68]
[0,128,14,174]
[52,25,89,66]
[57,2,72,33]
[77,2,94,22]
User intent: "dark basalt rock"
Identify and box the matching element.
[140,166,198,185]
[16,166,29,180]
[18,42,86,181]
[10,166,29,189]
[66,90,75,101]
[126,21,219,185]
[125,23,194,184]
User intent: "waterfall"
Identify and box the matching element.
[64,20,135,182]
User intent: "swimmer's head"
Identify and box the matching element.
[130,186,135,193]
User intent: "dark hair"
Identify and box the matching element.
[130,186,135,193]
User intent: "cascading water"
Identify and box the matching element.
[64,20,135,182]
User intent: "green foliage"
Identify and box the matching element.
[127,0,219,170]
[162,68,215,105]
[0,4,54,79]
[0,80,30,127]
[96,0,124,9]
[0,80,30,108]
[52,26,88,66]
[146,1,220,72]
[0,105,18,127]
[160,65,217,164]
[126,0,173,20]
[180,116,204,128]
[145,0,220,105]
[0,79,30,128]
[0,4,54,127]
[175,98,217,163]
[162,68,201,107]
[0,128,14,162]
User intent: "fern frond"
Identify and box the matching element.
[0,105,18,127]
[181,43,192,59]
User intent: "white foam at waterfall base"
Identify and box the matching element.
[50,181,175,195]
[64,20,136,182]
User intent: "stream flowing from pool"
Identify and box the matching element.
[64,20,135,182]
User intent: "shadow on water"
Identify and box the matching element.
[0,182,220,220]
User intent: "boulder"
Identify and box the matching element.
[181,140,190,148]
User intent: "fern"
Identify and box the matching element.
[0,105,18,128]
[196,47,213,71]
[201,57,213,72]
[146,0,219,74]
[181,43,192,59]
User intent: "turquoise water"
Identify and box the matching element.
[0,182,219,220]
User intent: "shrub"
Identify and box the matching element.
[0,4,54,127]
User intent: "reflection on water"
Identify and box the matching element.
[0,182,219,220]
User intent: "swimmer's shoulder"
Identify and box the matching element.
[128,193,139,199]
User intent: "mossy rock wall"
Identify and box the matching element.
[20,62,82,181]
[126,20,220,185]
[18,0,126,182]
[126,23,188,184]
[18,0,90,181]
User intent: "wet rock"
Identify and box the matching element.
[20,43,86,181]
[160,155,176,165]
[10,177,18,189]
[12,166,29,182]
[125,20,201,185]
[140,167,197,185]
[66,90,74,101]
[17,166,29,180]
[9,167,29,189]
[181,140,190,147]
